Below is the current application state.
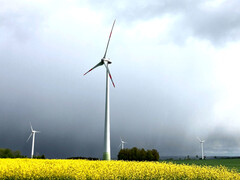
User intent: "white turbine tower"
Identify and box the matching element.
[119,137,127,149]
[26,122,40,158]
[84,20,116,160]
[197,137,205,160]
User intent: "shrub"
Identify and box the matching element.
[118,147,159,161]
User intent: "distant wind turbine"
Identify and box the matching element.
[197,137,205,160]
[119,137,127,149]
[84,20,116,160]
[26,122,40,158]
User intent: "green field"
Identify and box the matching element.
[161,159,240,172]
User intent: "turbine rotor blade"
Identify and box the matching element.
[35,131,40,133]
[104,63,115,87]
[108,71,115,88]
[103,20,116,59]
[30,122,33,132]
[197,137,201,142]
[26,133,33,142]
[83,61,103,76]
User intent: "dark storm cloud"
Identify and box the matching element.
[205,126,240,155]
[89,0,240,44]
[0,0,239,159]
[207,127,240,147]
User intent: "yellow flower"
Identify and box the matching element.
[0,158,239,179]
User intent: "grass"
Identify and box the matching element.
[161,158,240,172]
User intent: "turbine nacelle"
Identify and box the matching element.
[101,58,112,64]
[33,130,40,133]
[197,137,205,143]
[120,138,127,144]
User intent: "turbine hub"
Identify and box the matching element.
[101,58,112,64]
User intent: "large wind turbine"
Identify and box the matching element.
[197,137,205,160]
[26,122,40,158]
[119,137,127,150]
[84,20,116,160]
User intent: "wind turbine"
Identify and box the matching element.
[26,122,40,158]
[197,137,205,160]
[119,137,127,149]
[84,20,116,160]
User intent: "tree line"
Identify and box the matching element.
[0,148,45,159]
[0,148,26,158]
[118,147,159,161]
[67,156,99,160]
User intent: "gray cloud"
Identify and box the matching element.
[205,126,240,156]
[182,0,240,44]
[89,0,240,45]
[0,2,45,42]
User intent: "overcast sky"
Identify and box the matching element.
[1,0,240,159]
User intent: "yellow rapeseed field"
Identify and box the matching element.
[0,158,239,179]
